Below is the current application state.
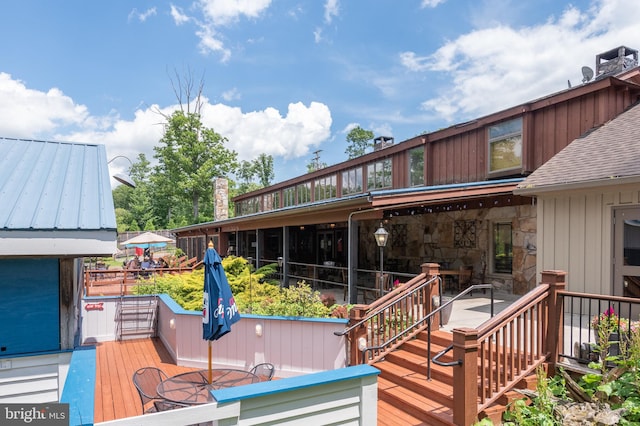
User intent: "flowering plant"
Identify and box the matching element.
[393,279,400,288]
[591,308,636,334]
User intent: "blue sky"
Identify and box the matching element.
[1,0,639,185]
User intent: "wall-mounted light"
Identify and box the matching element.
[169,318,176,330]
[357,337,367,352]
[108,155,136,188]
[255,324,263,337]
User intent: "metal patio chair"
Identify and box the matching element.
[132,367,187,414]
[249,363,275,381]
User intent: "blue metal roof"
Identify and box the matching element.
[0,138,116,231]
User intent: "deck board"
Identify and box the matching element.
[91,337,429,425]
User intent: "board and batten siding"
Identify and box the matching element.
[537,183,640,293]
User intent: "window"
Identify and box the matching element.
[488,118,522,175]
[296,182,311,204]
[408,147,424,187]
[283,187,295,207]
[341,167,363,195]
[314,175,337,201]
[235,197,260,216]
[367,158,392,190]
[262,191,280,211]
[493,222,513,274]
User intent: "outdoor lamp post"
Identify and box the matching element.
[246,257,253,313]
[107,155,136,188]
[277,256,283,288]
[374,223,389,295]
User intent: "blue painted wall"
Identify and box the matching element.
[0,258,60,356]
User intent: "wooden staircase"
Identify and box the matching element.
[375,329,536,426]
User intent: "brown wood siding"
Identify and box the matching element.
[392,150,407,189]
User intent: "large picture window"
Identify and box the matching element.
[314,175,337,201]
[283,187,295,207]
[367,158,392,190]
[297,182,311,204]
[493,222,513,274]
[408,147,424,187]
[488,118,522,175]
[341,167,363,195]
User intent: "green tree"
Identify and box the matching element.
[345,126,374,159]
[154,110,238,223]
[254,153,274,187]
[112,154,156,231]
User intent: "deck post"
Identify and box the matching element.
[422,263,441,326]
[348,305,367,365]
[452,327,479,426]
[541,270,566,369]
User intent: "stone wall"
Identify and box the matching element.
[359,204,537,295]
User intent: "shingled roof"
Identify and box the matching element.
[516,101,640,194]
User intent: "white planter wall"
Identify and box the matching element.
[82,294,348,378]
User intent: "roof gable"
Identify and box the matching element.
[516,101,640,193]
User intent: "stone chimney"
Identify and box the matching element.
[213,177,229,221]
[373,136,394,151]
[596,46,638,79]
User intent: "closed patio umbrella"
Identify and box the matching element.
[203,242,240,383]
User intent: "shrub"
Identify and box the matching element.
[133,257,349,319]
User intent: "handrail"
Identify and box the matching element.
[477,284,549,339]
[333,272,432,337]
[432,344,460,367]
[339,279,495,378]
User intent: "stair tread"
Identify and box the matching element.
[378,376,453,421]
[376,360,453,395]
[377,400,431,426]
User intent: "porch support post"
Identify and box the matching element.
[452,327,479,426]
[282,226,290,288]
[423,263,440,325]
[541,270,566,368]
[347,306,367,365]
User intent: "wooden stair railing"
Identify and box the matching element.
[335,263,442,366]
[452,270,567,425]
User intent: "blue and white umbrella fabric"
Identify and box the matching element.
[202,245,240,381]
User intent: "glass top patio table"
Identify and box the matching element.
[157,369,260,405]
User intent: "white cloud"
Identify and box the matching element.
[169,1,272,60]
[200,101,332,160]
[170,5,190,25]
[221,88,241,101]
[198,0,272,26]
[402,0,640,122]
[0,73,89,137]
[0,73,332,179]
[196,25,231,61]
[324,0,339,24]
[128,7,157,23]
[421,0,447,7]
[313,27,323,43]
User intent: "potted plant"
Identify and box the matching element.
[590,307,636,363]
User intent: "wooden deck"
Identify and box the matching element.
[92,338,419,425]
[93,338,200,422]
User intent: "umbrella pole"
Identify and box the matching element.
[208,341,212,384]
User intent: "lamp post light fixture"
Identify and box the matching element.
[107,155,136,188]
[373,223,389,295]
[246,257,254,313]
[277,256,283,288]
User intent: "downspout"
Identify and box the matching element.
[347,197,382,304]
